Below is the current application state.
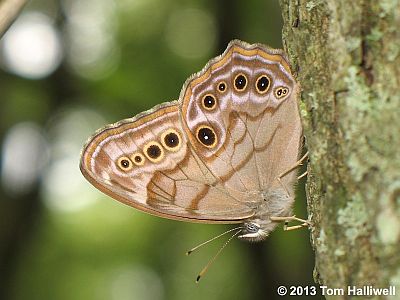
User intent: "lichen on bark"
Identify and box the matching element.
[279,0,400,298]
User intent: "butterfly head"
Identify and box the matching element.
[238,222,269,242]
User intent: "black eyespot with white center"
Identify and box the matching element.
[255,75,271,94]
[201,94,217,110]
[217,81,227,93]
[117,156,133,171]
[196,125,217,148]
[144,141,164,163]
[121,159,129,168]
[234,73,247,91]
[165,132,179,147]
[161,129,182,152]
[275,86,289,99]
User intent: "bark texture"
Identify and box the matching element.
[279,1,400,299]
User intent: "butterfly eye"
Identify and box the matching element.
[245,223,260,233]
[255,75,271,94]
[144,141,164,163]
[275,86,289,99]
[234,73,247,91]
[130,152,145,166]
[161,129,182,152]
[201,94,217,110]
[117,156,133,171]
[217,81,227,93]
[196,125,217,148]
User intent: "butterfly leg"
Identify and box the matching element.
[270,215,311,231]
[276,151,309,195]
[297,170,308,180]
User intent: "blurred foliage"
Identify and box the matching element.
[0,0,322,299]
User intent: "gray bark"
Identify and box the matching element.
[279,1,400,299]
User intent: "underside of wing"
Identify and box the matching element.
[80,102,254,223]
[180,40,302,200]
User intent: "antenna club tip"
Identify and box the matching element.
[196,275,201,283]
[186,251,192,256]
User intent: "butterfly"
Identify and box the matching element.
[80,40,308,248]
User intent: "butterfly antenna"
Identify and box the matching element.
[195,228,242,283]
[186,226,242,255]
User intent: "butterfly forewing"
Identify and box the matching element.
[180,40,301,201]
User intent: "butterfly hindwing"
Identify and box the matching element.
[80,102,254,222]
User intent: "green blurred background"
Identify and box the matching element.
[0,0,321,299]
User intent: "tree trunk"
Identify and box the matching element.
[279,1,400,299]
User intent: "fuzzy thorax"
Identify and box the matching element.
[238,188,295,242]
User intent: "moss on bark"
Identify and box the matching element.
[280,1,400,299]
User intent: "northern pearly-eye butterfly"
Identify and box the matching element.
[80,40,308,246]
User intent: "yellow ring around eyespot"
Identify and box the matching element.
[274,86,290,99]
[233,73,248,92]
[217,81,227,93]
[201,93,218,111]
[130,152,145,166]
[195,125,218,149]
[143,141,165,163]
[117,156,133,171]
[160,128,182,152]
[255,74,271,94]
